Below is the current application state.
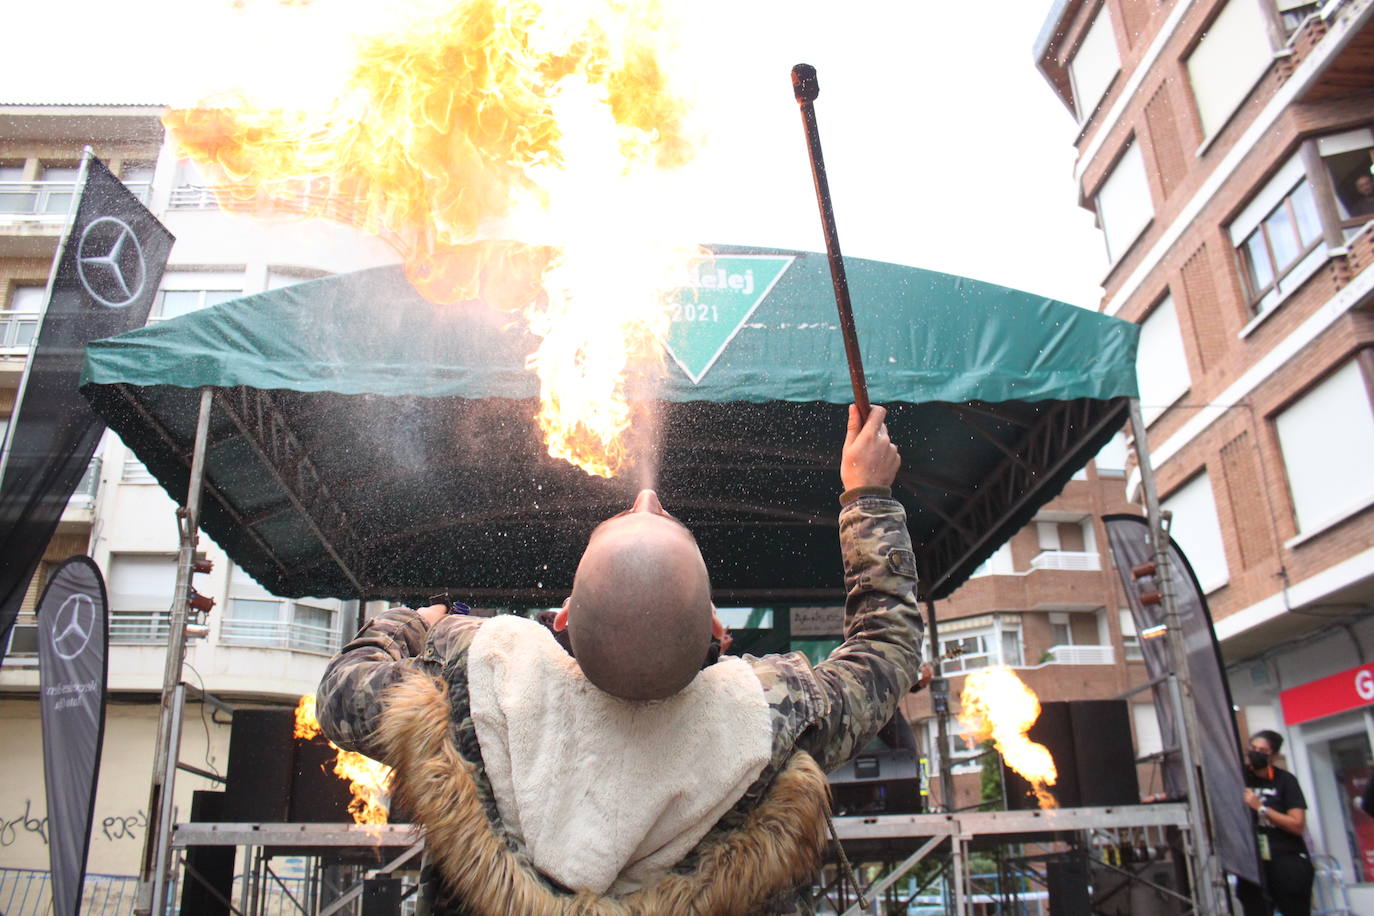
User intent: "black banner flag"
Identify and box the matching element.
[37,556,110,916]
[0,156,173,662]
[1104,514,1260,885]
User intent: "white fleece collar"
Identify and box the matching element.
[467,615,773,896]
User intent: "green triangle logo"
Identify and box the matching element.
[664,255,794,384]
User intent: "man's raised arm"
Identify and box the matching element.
[795,404,924,772]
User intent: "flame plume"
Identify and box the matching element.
[164,0,702,477]
[957,667,1059,809]
[295,695,393,825]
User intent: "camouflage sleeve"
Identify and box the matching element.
[316,607,481,760]
[794,496,923,772]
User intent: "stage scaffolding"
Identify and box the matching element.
[172,803,1197,916]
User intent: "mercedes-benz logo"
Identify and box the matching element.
[77,216,147,308]
[50,593,96,661]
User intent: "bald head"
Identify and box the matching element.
[565,491,714,701]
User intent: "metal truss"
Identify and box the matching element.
[829,803,1195,916]
[919,397,1129,599]
[214,387,370,596]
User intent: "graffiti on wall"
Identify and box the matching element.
[1,800,148,847]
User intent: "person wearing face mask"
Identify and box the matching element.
[1236,729,1314,916]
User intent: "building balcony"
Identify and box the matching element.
[1035,643,1115,666]
[0,180,151,218]
[219,618,341,656]
[1029,550,1101,572]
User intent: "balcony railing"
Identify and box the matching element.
[220,618,340,655]
[0,181,150,218]
[68,457,101,509]
[168,185,219,210]
[110,611,171,644]
[1041,644,1115,666]
[1029,550,1101,572]
[0,310,40,351]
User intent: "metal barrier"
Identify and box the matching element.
[1311,853,1354,916]
[0,867,141,916]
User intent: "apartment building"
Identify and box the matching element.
[1036,0,1374,900]
[0,103,399,880]
[903,437,1161,813]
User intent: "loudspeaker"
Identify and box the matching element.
[289,733,355,822]
[829,749,923,815]
[223,709,295,822]
[1003,700,1137,809]
[1070,700,1137,806]
[179,791,235,916]
[1046,858,1092,916]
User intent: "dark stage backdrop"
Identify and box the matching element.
[0,156,173,662]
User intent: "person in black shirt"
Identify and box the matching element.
[1236,729,1314,916]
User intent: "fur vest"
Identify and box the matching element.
[378,672,832,915]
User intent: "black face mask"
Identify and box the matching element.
[1247,749,1270,770]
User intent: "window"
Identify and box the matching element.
[1186,0,1274,140]
[153,271,244,320]
[1119,609,1142,661]
[1,285,44,349]
[39,165,80,215]
[1094,431,1129,476]
[1233,178,1323,313]
[1162,472,1229,593]
[1277,0,1322,37]
[169,159,219,209]
[224,565,342,654]
[1317,127,1374,232]
[0,163,31,213]
[1096,141,1153,263]
[1274,360,1374,536]
[1069,5,1120,122]
[120,161,155,204]
[108,554,177,643]
[969,540,1014,578]
[1136,295,1190,423]
[939,615,1023,673]
[1049,612,1073,648]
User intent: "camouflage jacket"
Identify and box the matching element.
[317,495,923,911]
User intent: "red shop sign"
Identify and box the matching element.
[1280,662,1374,726]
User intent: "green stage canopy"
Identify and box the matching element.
[81,245,1138,604]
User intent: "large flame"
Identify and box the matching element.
[295,695,393,825]
[163,0,702,477]
[957,667,1059,809]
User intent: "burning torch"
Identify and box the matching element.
[791,63,871,424]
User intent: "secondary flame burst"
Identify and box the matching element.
[957,667,1059,809]
[163,0,703,478]
[295,695,392,825]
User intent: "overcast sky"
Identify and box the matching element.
[1,0,1109,308]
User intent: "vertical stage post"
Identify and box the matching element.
[1128,398,1226,916]
[136,387,213,915]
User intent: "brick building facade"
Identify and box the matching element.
[1035,0,1374,902]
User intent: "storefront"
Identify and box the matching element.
[1279,662,1374,898]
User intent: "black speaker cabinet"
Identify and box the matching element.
[829,748,923,815]
[179,790,235,916]
[223,709,295,822]
[1003,700,1137,809]
[1046,858,1092,916]
[222,707,370,824]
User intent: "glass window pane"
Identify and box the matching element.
[1265,200,1301,269]
[1291,182,1322,247]
[204,290,242,308]
[293,603,332,629]
[1001,629,1023,666]
[13,321,36,347]
[1244,231,1274,291]
[229,598,281,621]
[158,291,201,319]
